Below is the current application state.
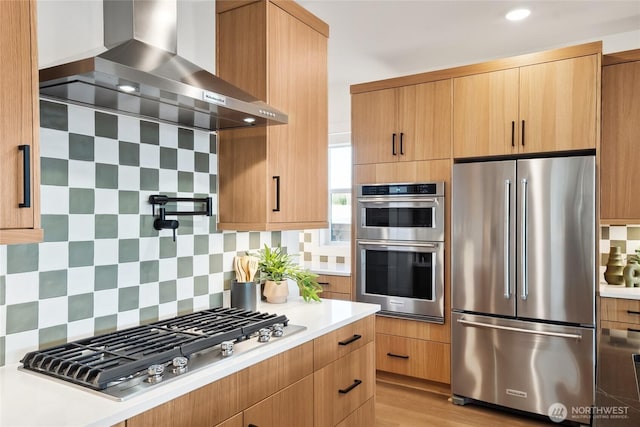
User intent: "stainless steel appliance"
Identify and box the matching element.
[356,182,445,323]
[451,155,596,424]
[38,0,287,131]
[19,307,305,401]
[356,182,444,242]
[595,326,640,426]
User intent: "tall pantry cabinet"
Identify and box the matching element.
[216,0,329,231]
[0,0,42,244]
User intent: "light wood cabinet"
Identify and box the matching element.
[375,333,450,383]
[374,315,450,385]
[352,80,451,165]
[0,0,42,244]
[317,274,352,301]
[244,375,314,427]
[453,54,599,158]
[601,51,640,223]
[600,297,640,331]
[335,397,375,427]
[216,0,329,231]
[314,342,376,427]
[214,413,243,427]
[314,315,375,370]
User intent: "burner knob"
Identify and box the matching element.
[221,340,234,357]
[258,328,271,342]
[172,356,188,375]
[147,364,165,383]
[272,323,284,337]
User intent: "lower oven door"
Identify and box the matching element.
[356,240,444,323]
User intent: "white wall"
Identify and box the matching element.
[37,0,216,72]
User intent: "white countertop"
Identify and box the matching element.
[599,283,640,300]
[303,262,351,276]
[0,298,379,427]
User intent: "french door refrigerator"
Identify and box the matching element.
[451,155,596,424]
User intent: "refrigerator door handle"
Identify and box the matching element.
[456,318,582,340]
[521,178,528,300]
[504,179,511,299]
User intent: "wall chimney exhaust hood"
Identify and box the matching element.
[39,0,287,131]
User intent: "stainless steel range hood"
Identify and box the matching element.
[39,0,287,131]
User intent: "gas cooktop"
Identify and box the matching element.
[19,307,305,401]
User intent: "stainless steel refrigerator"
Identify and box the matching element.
[451,155,596,424]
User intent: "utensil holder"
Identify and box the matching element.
[231,280,258,311]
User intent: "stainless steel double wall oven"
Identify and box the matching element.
[355,182,445,323]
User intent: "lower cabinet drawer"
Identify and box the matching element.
[317,274,352,294]
[322,291,351,301]
[601,297,640,324]
[314,342,375,427]
[335,397,375,427]
[376,333,450,384]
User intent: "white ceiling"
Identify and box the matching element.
[296,0,640,136]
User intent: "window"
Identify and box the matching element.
[326,144,351,244]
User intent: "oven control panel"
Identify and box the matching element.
[359,182,443,197]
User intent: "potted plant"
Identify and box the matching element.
[254,244,323,303]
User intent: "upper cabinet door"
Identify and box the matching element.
[519,55,598,154]
[601,59,640,222]
[400,80,452,162]
[352,80,452,165]
[453,69,519,158]
[352,88,398,165]
[0,0,42,244]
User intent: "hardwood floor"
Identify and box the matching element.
[375,380,554,427]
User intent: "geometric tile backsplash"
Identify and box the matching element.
[0,100,290,366]
[599,224,640,280]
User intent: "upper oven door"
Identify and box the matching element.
[356,196,444,241]
[356,240,444,323]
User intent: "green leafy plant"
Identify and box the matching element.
[629,249,640,264]
[252,244,323,302]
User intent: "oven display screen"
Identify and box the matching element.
[361,183,437,196]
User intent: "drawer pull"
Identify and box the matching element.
[387,352,410,359]
[628,328,640,333]
[248,424,259,427]
[338,379,362,394]
[338,334,362,346]
[627,310,640,316]
[318,281,330,286]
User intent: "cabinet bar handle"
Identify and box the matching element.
[272,176,280,212]
[318,281,330,286]
[511,121,515,147]
[392,133,397,155]
[338,334,362,346]
[18,145,31,208]
[628,328,640,333]
[627,310,640,316]
[338,379,362,394]
[400,132,404,155]
[248,424,259,427]
[387,352,409,359]
[521,120,525,146]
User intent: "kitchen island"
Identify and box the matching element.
[0,298,379,427]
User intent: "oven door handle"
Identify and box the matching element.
[358,197,440,204]
[357,240,439,249]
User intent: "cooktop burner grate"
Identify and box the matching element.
[20,307,289,391]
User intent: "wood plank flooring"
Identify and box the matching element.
[376,380,554,427]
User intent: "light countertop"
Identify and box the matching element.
[303,262,351,276]
[0,298,379,427]
[599,283,640,300]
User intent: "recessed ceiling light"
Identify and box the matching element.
[506,8,531,21]
[117,84,138,93]
[243,117,256,124]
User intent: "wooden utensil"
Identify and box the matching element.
[247,256,259,281]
